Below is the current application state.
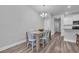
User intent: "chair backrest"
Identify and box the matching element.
[27,32,35,41]
[44,30,51,40]
[26,32,28,42]
[42,31,49,38]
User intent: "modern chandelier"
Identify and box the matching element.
[40,12,48,17]
[40,5,48,18]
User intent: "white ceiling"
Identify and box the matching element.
[29,5,79,16]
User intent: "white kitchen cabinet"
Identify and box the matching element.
[64,25,72,29]
[73,14,79,21]
[64,16,73,25]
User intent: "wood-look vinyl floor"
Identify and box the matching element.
[0,33,79,53]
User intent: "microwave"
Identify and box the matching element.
[73,21,79,25]
[72,21,79,29]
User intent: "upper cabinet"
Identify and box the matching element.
[64,14,79,25]
[73,14,79,21]
[63,16,73,25]
[63,14,79,29]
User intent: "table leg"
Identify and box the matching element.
[36,34,40,52]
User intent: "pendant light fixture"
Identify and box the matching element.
[40,5,48,18]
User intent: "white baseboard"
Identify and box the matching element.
[0,40,26,51]
[64,39,76,43]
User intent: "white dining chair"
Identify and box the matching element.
[27,32,36,51]
[40,30,49,48]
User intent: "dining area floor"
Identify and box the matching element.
[0,33,79,53]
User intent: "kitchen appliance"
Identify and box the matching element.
[73,21,79,25]
[72,21,79,29]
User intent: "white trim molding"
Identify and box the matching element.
[0,40,26,51]
[64,39,76,43]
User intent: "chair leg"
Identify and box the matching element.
[32,41,34,52]
[43,40,45,48]
[47,39,49,44]
[27,42,30,48]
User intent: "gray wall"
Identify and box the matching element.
[50,17,54,35]
[0,6,43,48]
[44,14,51,30]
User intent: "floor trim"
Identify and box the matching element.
[0,40,26,51]
[64,39,76,43]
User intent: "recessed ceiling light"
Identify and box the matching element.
[67,5,71,8]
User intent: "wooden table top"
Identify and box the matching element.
[32,31,43,35]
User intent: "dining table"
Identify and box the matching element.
[32,31,43,52]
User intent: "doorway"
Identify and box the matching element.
[54,17,61,35]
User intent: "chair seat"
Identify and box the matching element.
[40,37,47,40]
[29,39,36,41]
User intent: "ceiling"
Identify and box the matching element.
[29,5,79,16]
